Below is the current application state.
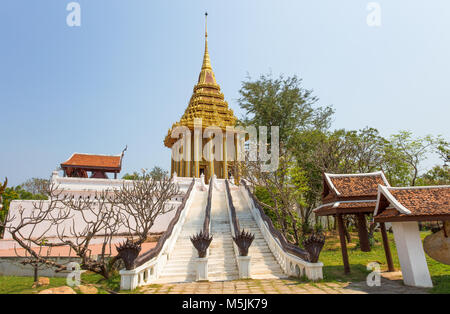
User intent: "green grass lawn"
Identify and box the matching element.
[0,272,117,294]
[319,230,450,294]
[0,276,68,294]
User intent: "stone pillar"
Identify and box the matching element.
[391,221,433,288]
[119,269,139,290]
[237,256,251,279]
[196,257,208,281]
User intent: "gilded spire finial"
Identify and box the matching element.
[201,11,212,71]
[205,11,208,38]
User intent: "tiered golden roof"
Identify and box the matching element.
[164,16,237,148]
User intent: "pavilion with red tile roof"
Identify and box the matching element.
[313,171,395,273]
[61,150,126,179]
[374,185,450,222]
[373,185,450,288]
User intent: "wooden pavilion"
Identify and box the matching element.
[313,171,395,274]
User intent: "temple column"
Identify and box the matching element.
[180,146,185,176]
[194,119,202,178]
[223,131,228,179]
[184,132,191,177]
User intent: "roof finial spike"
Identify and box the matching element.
[205,11,208,38]
[201,11,212,71]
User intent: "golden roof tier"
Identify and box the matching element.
[164,13,237,148]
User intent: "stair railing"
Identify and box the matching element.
[189,175,214,281]
[240,180,324,281]
[224,180,254,278]
[119,178,196,290]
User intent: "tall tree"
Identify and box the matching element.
[238,73,333,148]
[20,178,50,196]
[238,74,333,237]
[388,131,436,186]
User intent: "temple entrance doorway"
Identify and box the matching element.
[199,166,207,183]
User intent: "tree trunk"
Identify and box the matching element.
[34,265,38,282]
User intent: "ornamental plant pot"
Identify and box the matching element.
[190,231,213,258]
[116,239,142,270]
[233,230,255,256]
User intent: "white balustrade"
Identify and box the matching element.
[120,181,198,290]
[239,184,323,281]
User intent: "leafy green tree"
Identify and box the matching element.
[238,74,333,239]
[416,165,450,186]
[238,73,333,148]
[148,166,167,181]
[1,185,47,237]
[436,138,449,165]
[387,131,437,186]
[20,178,50,195]
[122,172,142,180]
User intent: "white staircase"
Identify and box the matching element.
[154,182,285,284]
[230,189,286,279]
[154,187,207,283]
[120,180,323,289]
[208,189,239,281]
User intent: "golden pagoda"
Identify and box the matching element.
[164,13,239,182]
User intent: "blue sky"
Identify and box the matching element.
[0,0,449,186]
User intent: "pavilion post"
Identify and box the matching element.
[380,222,395,272]
[391,221,433,288]
[356,213,371,252]
[336,214,350,274]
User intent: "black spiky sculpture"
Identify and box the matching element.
[233,230,255,256]
[302,233,326,263]
[116,239,142,270]
[190,231,213,258]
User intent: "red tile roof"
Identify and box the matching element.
[374,185,450,222]
[324,172,390,198]
[314,171,390,216]
[61,153,122,170]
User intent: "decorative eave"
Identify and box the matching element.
[314,199,378,216]
[374,185,450,222]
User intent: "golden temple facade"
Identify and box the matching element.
[164,15,239,183]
